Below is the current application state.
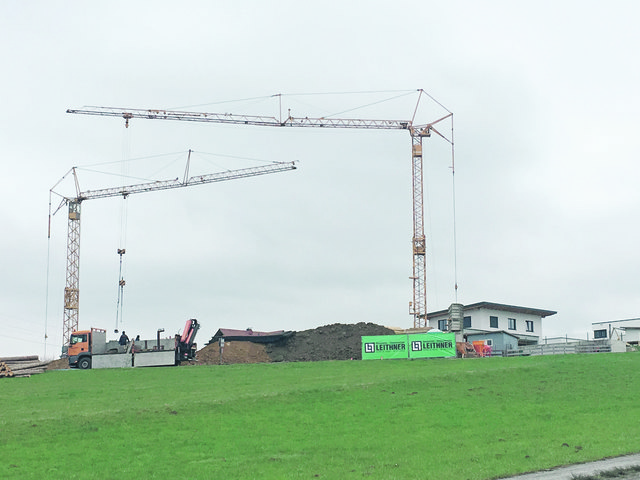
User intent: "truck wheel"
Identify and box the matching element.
[78,357,91,370]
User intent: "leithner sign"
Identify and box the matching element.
[361,335,408,359]
[407,332,455,359]
[362,332,455,360]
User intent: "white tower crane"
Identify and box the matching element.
[67,91,453,328]
[50,154,297,348]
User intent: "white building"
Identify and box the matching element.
[426,301,557,346]
[592,318,640,345]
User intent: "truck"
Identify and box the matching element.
[67,319,200,369]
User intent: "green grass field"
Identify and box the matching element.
[1,354,639,480]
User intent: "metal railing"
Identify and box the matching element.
[494,341,613,357]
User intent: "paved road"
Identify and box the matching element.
[505,454,640,480]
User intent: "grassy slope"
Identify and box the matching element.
[1,354,639,480]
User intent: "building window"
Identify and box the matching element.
[438,319,448,331]
[594,329,607,339]
[490,316,498,328]
[463,316,471,328]
[526,320,534,332]
[508,318,516,330]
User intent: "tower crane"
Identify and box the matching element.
[50,154,297,348]
[67,91,453,328]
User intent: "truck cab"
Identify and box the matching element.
[68,328,108,369]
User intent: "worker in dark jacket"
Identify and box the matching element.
[119,331,129,345]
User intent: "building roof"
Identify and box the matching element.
[211,328,293,343]
[592,318,640,327]
[427,301,557,319]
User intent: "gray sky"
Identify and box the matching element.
[1,1,638,359]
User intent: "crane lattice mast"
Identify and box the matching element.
[67,93,452,328]
[51,158,297,347]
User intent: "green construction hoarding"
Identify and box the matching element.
[361,335,408,359]
[407,332,456,359]
[362,332,456,360]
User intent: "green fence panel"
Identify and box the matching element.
[408,332,456,358]
[362,332,456,360]
[362,335,408,360]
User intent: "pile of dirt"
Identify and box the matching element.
[195,322,394,365]
[266,322,395,362]
[197,340,272,365]
[46,358,69,370]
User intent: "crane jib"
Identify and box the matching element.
[70,163,296,202]
[66,108,412,130]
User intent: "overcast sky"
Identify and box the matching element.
[1,1,639,359]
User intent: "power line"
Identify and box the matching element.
[324,91,417,118]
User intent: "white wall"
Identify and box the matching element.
[428,306,544,339]
[592,321,640,343]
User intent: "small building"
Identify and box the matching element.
[592,318,640,345]
[426,301,557,346]
[207,328,293,345]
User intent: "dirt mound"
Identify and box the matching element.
[197,340,272,365]
[194,322,394,365]
[46,358,69,370]
[266,322,395,362]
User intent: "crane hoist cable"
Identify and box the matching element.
[44,192,53,359]
[450,115,459,303]
[114,123,131,332]
[115,247,126,333]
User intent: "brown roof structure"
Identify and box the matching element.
[209,328,293,344]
